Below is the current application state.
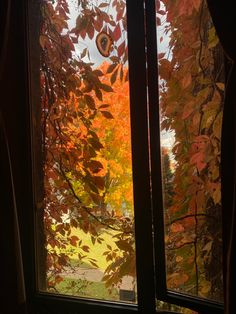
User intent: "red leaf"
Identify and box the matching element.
[70,236,79,247]
[94,17,103,32]
[156,17,161,26]
[99,3,109,8]
[55,275,64,284]
[116,8,123,21]
[82,245,90,252]
[113,24,121,41]
[158,52,165,59]
[117,41,125,58]
[190,152,207,172]
[87,24,95,40]
[157,10,166,15]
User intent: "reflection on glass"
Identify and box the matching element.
[156,0,224,301]
[35,0,136,302]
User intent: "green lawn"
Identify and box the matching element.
[53,227,120,270]
[48,226,123,300]
[55,277,119,301]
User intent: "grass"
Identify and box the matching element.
[53,227,120,270]
[55,277,119,301]
[48,226,123,300]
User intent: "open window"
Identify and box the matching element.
[26,0,225,313]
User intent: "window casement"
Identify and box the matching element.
[25,0,225,313]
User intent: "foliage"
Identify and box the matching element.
[157,0,224,300]
[39,0,135,295]
[38,0,224,303]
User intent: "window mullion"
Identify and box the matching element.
[126,0,156,313]
[144,0,167,300]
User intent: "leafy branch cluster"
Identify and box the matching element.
[38,0,224,302]
[158,0,224,300]
[39,0,135,292]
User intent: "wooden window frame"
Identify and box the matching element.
[21,0,225,313]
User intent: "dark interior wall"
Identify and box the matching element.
[0,1,33,311]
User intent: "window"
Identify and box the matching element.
[27,0,224,313]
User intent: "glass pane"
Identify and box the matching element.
[33,0,136,302]
[156,0,224,301]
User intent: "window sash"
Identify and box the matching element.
[145,1,224,313]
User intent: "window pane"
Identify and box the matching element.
[156,0,224,301]
[34,0,136,302]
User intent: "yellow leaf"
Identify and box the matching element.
[213,111,223,139]
[202,241,212,253]
[216,82,225,91]
[176,256,183,263]
[200,281,211,296]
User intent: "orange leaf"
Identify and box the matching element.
[181,73,192,88]
[170,223,184,233]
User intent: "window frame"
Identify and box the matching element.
[23,0,225,313]
[145,1,224,313]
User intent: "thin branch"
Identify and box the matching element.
[168,241,195,251]
[198,0,206,77]
[166,213,216,226]
[57,156,133,234]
